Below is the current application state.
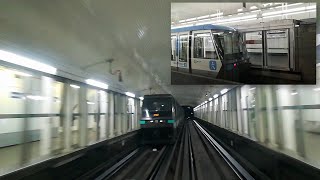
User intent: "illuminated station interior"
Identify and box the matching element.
[0,1,319,179]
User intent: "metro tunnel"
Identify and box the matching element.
[0,1,320,180]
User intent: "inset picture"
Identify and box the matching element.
[171,2,317,84]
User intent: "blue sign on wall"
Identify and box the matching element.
[209,60,216,70]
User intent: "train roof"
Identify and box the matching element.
[171,24,236,33]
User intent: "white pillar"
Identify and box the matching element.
[108,92,115,138]
[40,76,53,156]
[122,95,128,134]
[99,91,107,139]
[62,83,72,152]
[115,94,121,136]
[79,86,88,147]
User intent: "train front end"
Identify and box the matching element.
[140,95,176,144]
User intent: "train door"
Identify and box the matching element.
[177,33,189,72]
[191,30,222,77]
[171,34,178,70]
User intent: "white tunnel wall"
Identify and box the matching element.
[194,84,320,167]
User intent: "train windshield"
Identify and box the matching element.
[142,98,172,112]
[213,31,246,61]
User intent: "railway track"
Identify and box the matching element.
[87,119,254,180]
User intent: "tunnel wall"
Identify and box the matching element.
[196,118,320,180]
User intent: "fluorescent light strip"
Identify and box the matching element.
[197,15,210,19]
[262,5,314,16]
[86,79,108,89]
[26,95,48,101]
[196,15,256,25]
[0,50,57,75]
[186,17,197,22]
[275,3,303,8]
[210,12,223,17]
[250,6,257,10]
[125,92,135,98]
[220,88,228,94]
[263,9,316,19]
[70,84,80,89]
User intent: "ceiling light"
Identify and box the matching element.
[220,88,228,94]
[275,3,303,8]
[87,101,95,105]
[204,101,208,103]
[213,94,219,98]
[291,92,298,95]
[0,50,57,75]
[125,92,135,98]
[237,8,243,12]
[249,87,256,90]
[186,17,197,22]
[250,6,257,10]
[179,20,186,23]
[26,95,48,101]
[85,79,108,89]
[238,13,244,15]
[251,9,261,13]
[263,9,316,19]
[70,84,80,89]
[262,6,306,16]
[210,12,223,17]
[208,98,213,101]
[197,15,210,19]
[313,88,320,91]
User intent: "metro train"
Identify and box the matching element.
[140,94,184,144]
[171,24,251,81]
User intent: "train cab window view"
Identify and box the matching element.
[171,2,316,84]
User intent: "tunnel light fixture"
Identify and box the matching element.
[208,98,213,101]
[210,12,223,17]
[197,15,210,19]
[0,50,57,75]
[220,88,228,95]
[249,87,256,91]
[213,94,219,98]
[86,79,108,89]
[291,92,298,96]
[204,101,208,103]
[237,8,243,12]
[87,101,95,105]
[313,88,320,91]
[26,95,48,101]
[70,84,80,89]
[250,6,257,10]
[125,92,135,98]
[139,97,144,100]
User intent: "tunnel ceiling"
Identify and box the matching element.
[0,0,234,107]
